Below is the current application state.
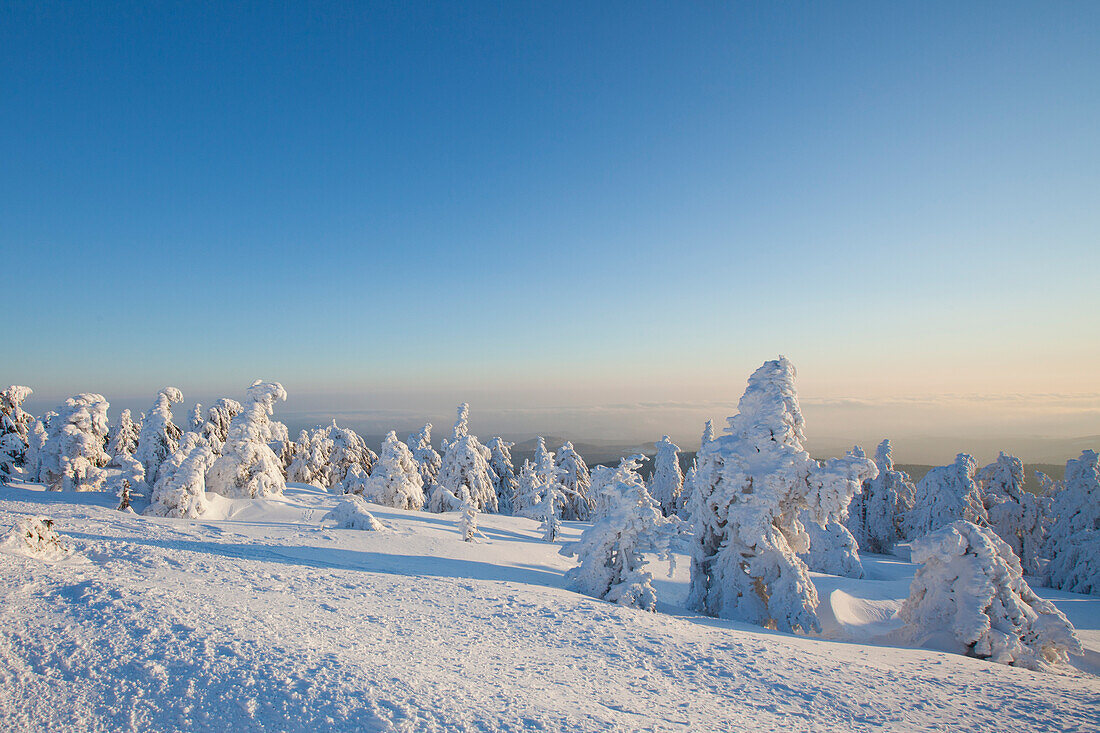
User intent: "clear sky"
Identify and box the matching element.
[2,2,1098,460]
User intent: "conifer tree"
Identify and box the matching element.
[648,435,683,517]
[135,387,184,484]
[206,381,288,498]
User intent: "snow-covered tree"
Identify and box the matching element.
[686,357,824,634]
[206,381,288,499]
[106,409,141,458]
[430,404,497,513]
[135,387,184,485]
[458,485,485,542]
[648,436,683,517]
[556,441,593,521]
[200,398,243,454]
[189,404,204,432]
[513,460,541,518]
[979,452,1049,577]
[1045,450,1100,595]
[321,421,376,490]
[847,439,916,555]
[286,428,329,487]
[701,419,716,447]
[0,386,33,478]
[562,455,679,610]
[104,449,147,502]
[901,521,1081,670]
[322,495,385,531]
[486,437,518,515]
[679,461,698,519]
[799,447,878,578]
[146,433,215,518]
[351,431,424,510]
[905,453,987,540]
[38,394,111,492]
[408,423,442,492]
[515,438,566,540]
[23,415,52,483]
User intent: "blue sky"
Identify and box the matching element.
[2,2,1098,451]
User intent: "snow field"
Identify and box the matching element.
[0,483,1098,732]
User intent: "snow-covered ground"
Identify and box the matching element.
[1,483,1097,732]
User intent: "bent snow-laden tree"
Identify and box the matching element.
[206,381,288,499]
[556,441,593,521]
[430,404,497,513]
[846,439,915,554]
[687,357,826,634]
[1045,450,1100,595]
[979,452,1050,577]
[799,447,878,579]
[486,437,518,515]
[40,394,112,492]
[905,453,987,540]
[408,423,442,492]
[135,387,184,485]
[352,431,424,510]
[648,435,683,517]
[562,455,678,610]
[146,433,215,518]
[901,521,1081,670]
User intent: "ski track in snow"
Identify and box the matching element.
[0,483,1097,732]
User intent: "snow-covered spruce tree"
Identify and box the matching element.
[686,357,824,634]
[200,398,243,454]
[106,409,141,458]
[678,422,715,518]
[648,436,683,517]
[562,455,679,610]
[1045,450,1100,595]
[519,438,566,540]
[0,386,34,477]
[40,394,112,492]
[799,447,878,579]
[979,452,1050,577]
[146,433,215,518]
[189,404,204,432]
[458,485,485,542]
[905,453,987,540]
[430,404,497,513]
[901,520,1081,670]
[556,441,593,521]
[104,449,147,501]
[513,460,541,517]
[321,421,376,491]
[847,439,916,554]
[351,431,424,510]
[286,429,329,487]
[408,423,442,493]
[486,437,518,515]
[135,387,184,485]
[23,415,52,483]
[206,381,288,499]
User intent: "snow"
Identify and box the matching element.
[0,482,1097,731]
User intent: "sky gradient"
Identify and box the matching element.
[2,2,1098,460]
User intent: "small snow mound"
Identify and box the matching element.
[1,516,73,561]
[322,495,386,531]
